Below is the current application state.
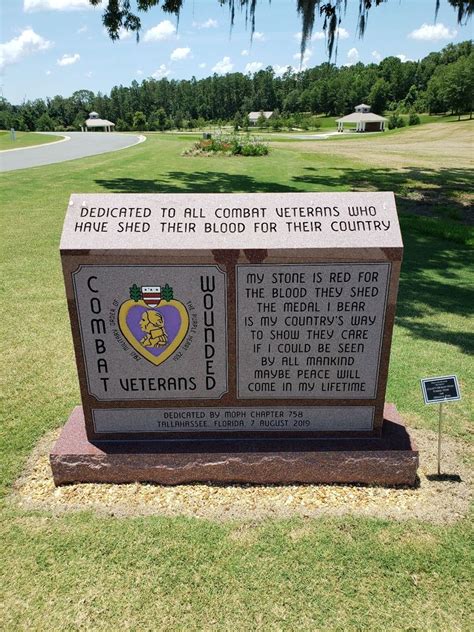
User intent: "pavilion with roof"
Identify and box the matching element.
[84,111,115,132]
[336,104,387,133]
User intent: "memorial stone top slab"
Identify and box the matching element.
[60,192,402,252]
[61,191,403,442]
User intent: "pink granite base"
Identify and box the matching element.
[50,404,418,486]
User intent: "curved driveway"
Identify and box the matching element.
[0,132,146,173]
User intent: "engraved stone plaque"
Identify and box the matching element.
[60,191,403,441]
[92,406,374,433]
[72,265,227,401]
[236,263,390,399]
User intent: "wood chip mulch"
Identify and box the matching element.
[11,428,472,524]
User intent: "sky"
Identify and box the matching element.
[1,0,472,104]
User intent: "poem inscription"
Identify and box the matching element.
[237,264,390,399]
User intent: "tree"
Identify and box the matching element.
[404,85,419,110]
[115,118,129,131]
[387,113,406,129]
[149,107,168,131]
[35,112,56,131]
[173,111,184,130]
[133,110,147,130]
[256,112,267,128]
[426,73,449,113]
[71,89,94,111]
[283,89,301,113]
[2,39,473,131]
[368,79,389,114]
[73,112,87,130]
[233,112,243,131]
[270,108,282,131]
[92,1,472,59]
[442,53,474,118]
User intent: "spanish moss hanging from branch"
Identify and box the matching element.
[91,0,473,62]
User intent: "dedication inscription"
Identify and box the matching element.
[60,191,403,441]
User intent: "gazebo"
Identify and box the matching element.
[84,111,115,132]
[336,104,386,133]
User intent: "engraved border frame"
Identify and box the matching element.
[92,406,375,433]
[235,262,391,400]
[72,264,229,401]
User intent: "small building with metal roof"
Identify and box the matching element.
[248,111,274,126]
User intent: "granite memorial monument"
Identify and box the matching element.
[51,192,418,485]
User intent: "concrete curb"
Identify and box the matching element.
[0,134,70,154]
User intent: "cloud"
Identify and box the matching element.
[57,52,80,66]
[396,53,413,62]
[346,47,359,66]
[302,26,349,41]
[253,31,265,41]
[212,56,233,74]
[336,27,349,39]
[103,26,132,40]
[77,25,87,34]
[245,61,263,73]
[409,23,457,41]
[136,69,143,75]
[170,46,191,61]
[117,27,132,40]
[199,62,206,68]
[144,20,176,42]
[241,49,249,56]
[46,69,52,75]
[371,50,382,62]
[293,48,312,68]
[0,28,52,70]
[152,64,171,79]
[273,64,293,77]
[24,0,90,10]
[193,18,218,29]
[85,70,92,77]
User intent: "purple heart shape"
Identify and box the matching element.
[126,304,183,357]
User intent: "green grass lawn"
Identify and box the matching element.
[0,128,472,630]
[0,130,61,150]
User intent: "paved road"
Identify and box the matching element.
[0,132,146,172]
[277,131,341,140]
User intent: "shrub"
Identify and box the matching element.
[183,133,269,157]
[239,140,269,156]
[408,112,421,126]
[388,113,406,129]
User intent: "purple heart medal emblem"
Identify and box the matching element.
[118,283,189,365]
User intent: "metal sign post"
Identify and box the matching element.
[437,402,443,475]
[421,375,461,477]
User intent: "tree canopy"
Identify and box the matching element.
[2,40,472,131]
[91,0,473,58]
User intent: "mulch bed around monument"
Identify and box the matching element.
[11,428,472,524]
